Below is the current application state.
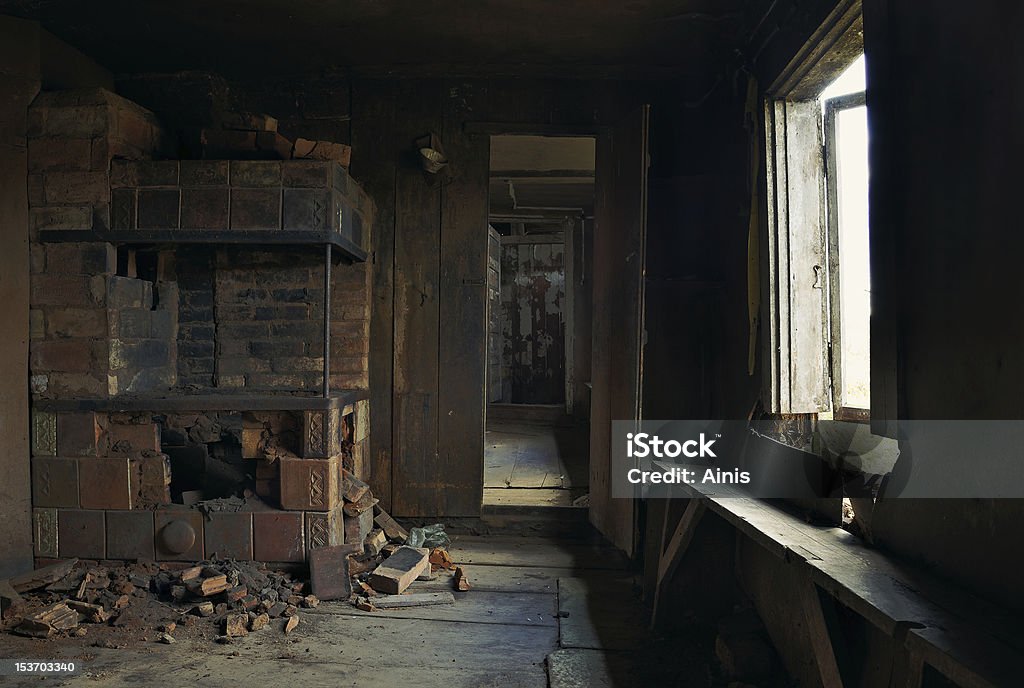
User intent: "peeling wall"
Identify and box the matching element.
[499,240,566,405]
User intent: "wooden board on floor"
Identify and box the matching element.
[55,615,554,688]
[412,564,626,595]
[557,577,650,651]
[447,536,630,570]
[314,590,557,627]
[483,488,574,507]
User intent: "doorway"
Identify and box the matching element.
[483,134,595,508]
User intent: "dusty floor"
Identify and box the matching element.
[0,535,718,687]
[483,422,589,507]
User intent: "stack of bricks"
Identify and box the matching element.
[246,403,372,561]
[30,411,172,561]
[31,402,370,566]
[28,88,176,398]
[214,249,326,391]
[109,159,374,249]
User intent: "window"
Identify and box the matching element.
[822,56,870,416]
[761,4,868,418]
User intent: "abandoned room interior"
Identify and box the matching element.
[0,1,1020,686]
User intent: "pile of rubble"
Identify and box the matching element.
[0,509,470,647]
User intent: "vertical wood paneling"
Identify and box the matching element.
[391,79,444,516]
[437,80,489,516]
[350,79,398,510]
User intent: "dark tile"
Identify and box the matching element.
[106,510,155,560]
[181,187,229,229]
[282,189,330,231]
[137,188,180,229]
[282,161,330,188]
[180,160,229,186]
[33,508,58,558]
[253,512,305,562]
[57,411,104,457]
[305,505,345,553]
[78,458,132,510]
[111,188,136,230]
[135,160,180,186]
[230,161,281,187]
[230,188,280,229]
[344,507,373,546]
[58,509,105,559]
[32,457,79,508]
[154,509,204,561]
[279,456,339,511]
[205,512,254,560]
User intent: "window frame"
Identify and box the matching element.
[823,90,870,422]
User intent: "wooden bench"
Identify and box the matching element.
[650,462,1023,688]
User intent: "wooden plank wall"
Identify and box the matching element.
[351,77,649,518]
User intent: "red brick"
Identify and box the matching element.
[57,412,105,457]
[279,456,340,511]
[106,510,155,560]
[79,458,132,510]
[108,422,160,456]
[30,340,97,373]
[31,457,80,508]
[253,512,305,562]
[155,510,204,561]
[57,509,105,559]
[204,512,254,560]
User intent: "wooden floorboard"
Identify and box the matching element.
[314,589,558,627]
[413,563,624,594]
[447,535,630,570]
[557,577,650,650]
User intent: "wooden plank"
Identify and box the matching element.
[71,614,554,688]
[800,580,845,688]
[650,499,705,628]
[447,536,629,571]
[558,577,650,651]
[368,592,455,608]
[483,488,573,507]
[437,79,488,516]
[413,564,624,595]
[351,78,398,510]
[391,79,444,517]
[589,107,649,556]
[318,589,557,627]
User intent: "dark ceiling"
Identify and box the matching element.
[0,0,748,76]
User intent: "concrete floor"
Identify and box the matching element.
[1,535,715,687]
[483,422,589,507]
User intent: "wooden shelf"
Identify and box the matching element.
[37,228,368,263]
[34,390,368,414]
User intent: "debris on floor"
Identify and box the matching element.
[0,515,471,645]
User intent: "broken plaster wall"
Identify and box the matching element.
[499,239,566,405]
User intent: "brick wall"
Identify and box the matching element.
[28,88,172,399]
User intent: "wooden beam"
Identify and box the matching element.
[800,579,845,688]
[650,498,706,628]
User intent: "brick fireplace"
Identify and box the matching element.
[27,88,374,566]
